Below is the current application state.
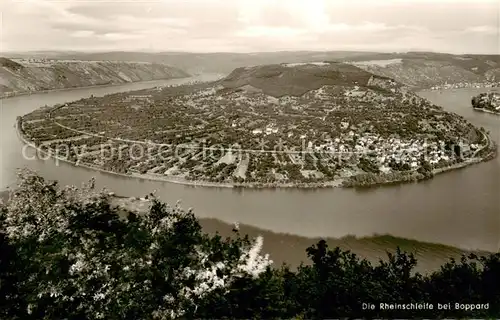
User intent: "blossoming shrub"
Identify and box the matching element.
[0,170,272,319]
[1,170,500,319]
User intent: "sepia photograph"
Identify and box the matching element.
[0,0,499,318]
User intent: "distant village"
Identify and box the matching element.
[430,81,500,90]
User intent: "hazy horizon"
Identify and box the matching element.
[3,49,496,55]
[1,0,499,55]
[0,49,455,55]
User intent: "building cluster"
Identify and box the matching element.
[123,94,153,104]
[431,81,500,90]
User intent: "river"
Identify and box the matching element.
[1,80,499,252]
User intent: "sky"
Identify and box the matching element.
[1,0,499,54]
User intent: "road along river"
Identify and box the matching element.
[1,80,499,253]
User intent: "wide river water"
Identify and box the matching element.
[1,77,499,252]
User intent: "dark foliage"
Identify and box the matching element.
[0,175,499,319]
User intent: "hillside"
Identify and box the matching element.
[0,189,487,274]
[8,51,500,88]
[218,62,400,97]
[6,51,382,75]
[346,52,500,89]
[0,57,189,98]
[20,62,496,188]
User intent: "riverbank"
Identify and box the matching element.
[3,83,498,262]
[1,188,488,274]
[108,194,492,273]
[429,82,500,91]
[186,221,493,273]
[0,76,191,100]
[473,107,500,115]
[16,115,497,190]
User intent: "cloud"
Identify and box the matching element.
[464,25,498,34]
[71,30,95,38]
[238,0,331,30]
[322,22,424,33]
[1,0,498,54]
[236,26,307,38]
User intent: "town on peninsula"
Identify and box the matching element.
[18,62,497,189]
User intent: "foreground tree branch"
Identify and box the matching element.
[0,170,499,319]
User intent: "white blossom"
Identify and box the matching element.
[27,304,34,315]
[236,235,273,277]
[69,260,86,275]
[93,293,106,301]
[163,294,175,303]
[1,170,275,319]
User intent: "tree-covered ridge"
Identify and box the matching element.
[472,92,500,114]
[1,171,499,319]
[16,51,500,83]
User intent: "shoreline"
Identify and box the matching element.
[4,79,497,101]
[16,117,496,190]
[1,189,487,273]
[473,107,500,116]
[16,124,345,190]
[0,76,190,100]
[109,195,493,273]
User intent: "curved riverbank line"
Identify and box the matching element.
[1,80,177,100]
[16,114,497,190]
[4,84,499,256]
[16,63,499,190]
[108,194,496,273]
[473,107,500,116]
